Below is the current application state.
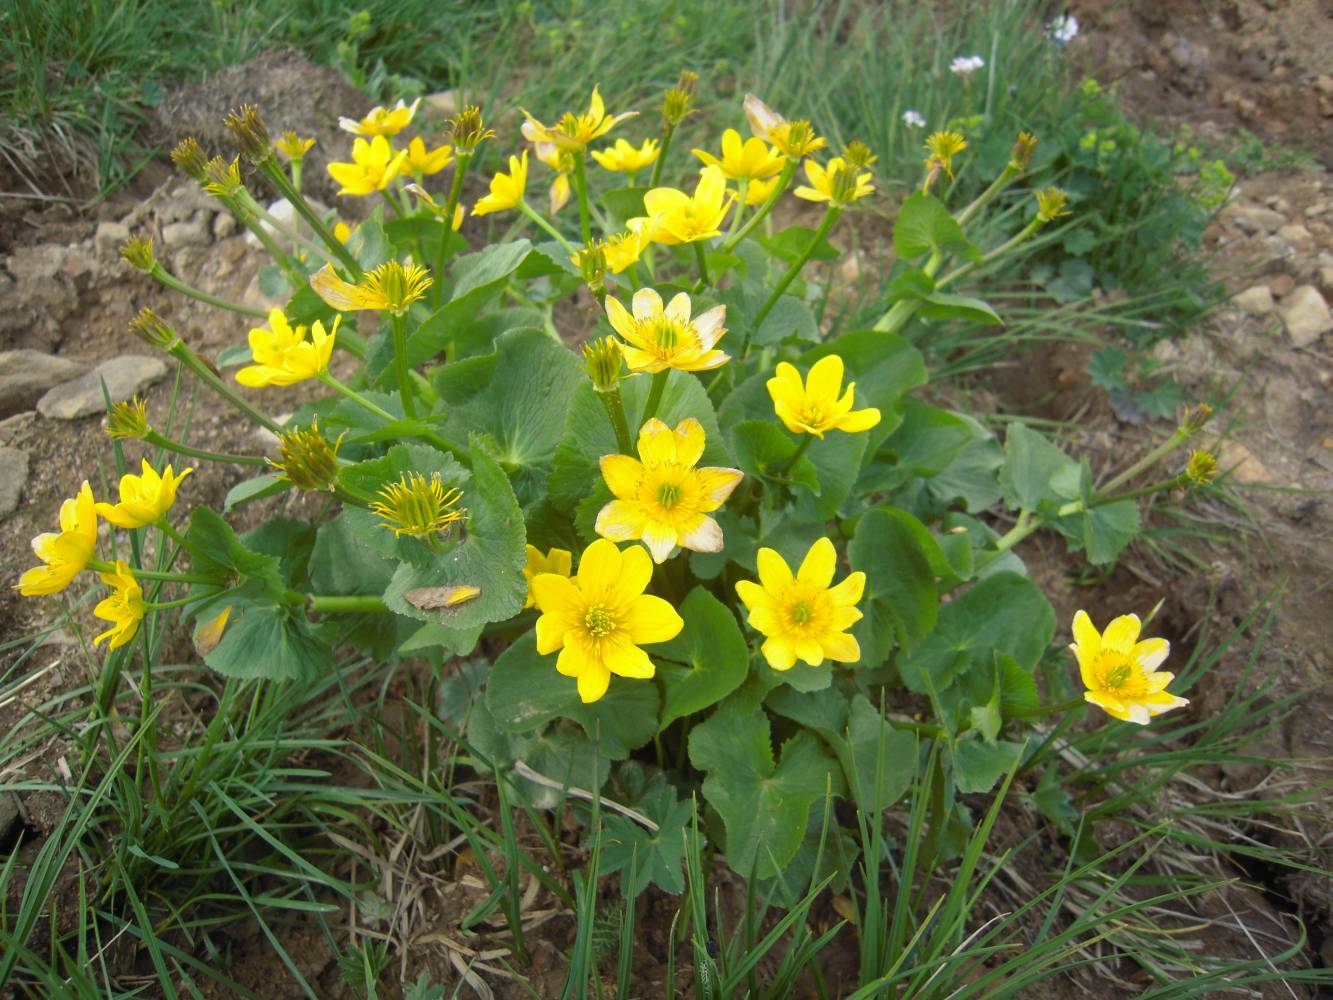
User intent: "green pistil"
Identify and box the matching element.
[584,605,616,638]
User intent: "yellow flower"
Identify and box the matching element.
[327,136,409,196]
[533,141,574,214]
[603,220,655,273]
[94,459,193,529]
[521,86,637,152]
[404,136,454,176]
[311,260,432,315]
[333,222,353,242]
[472,151,529,217]
[275,131,316,161]
[691,128,784,181]
[597,417,744,563]
[639,165,732,245]
[735,538,864,670]
[767,355,881,438]
[742,93,828,159]
[794,156,874,206]
[605,288,728,374]
[236,309,338,387]
[924,130,967,179]
[1071,610,1188,725]
[530,539,683,703]
[591,137,660,174]
[339,98,421,137]
[93,561,145,649]
[743,176,779,206]
[371,473,465,538]
[16,481,98,596]
[523,544,573,609]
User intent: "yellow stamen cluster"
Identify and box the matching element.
[171,137,209,181]
[1035,187,1070,223]
[1184,450,1218,487]
[447,106,495,153]
[371,473,466,538]
[118,234,156,272]
[275,131,316,162]
[924,130,967,180]
[662,70,699,126]
[222,104,271,161]
[270,422,344,492]
[129,308,180,350]
[105,397,150,440]
[202,156,244,197]
[1010,132,1038,171]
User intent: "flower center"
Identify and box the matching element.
[1104,660,1132,690]
[647,317,683,350]
[803,404,827,426]
[584,604,616,638]
[656,482,682,509]
[790,601,814,625]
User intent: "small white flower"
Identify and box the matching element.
[902,110,927,128]
[949,55,986,77]
[1046,14,1080,46]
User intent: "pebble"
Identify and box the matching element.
[161,212,212,249]
[1232,285,1274,315]
[0,350,89,417]
[424,89,459,117]
[1266,273,1296,298]
[1319,267,1333,291]
[1227,202,1286,235]
[94,221,130,258]
[36,355,168,420]
[213,212,237,239]
[1276,223,1315,253]
[0,445,29,517]
[5,244,68,282]
[1278,285,1333,348]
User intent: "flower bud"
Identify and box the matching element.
[1035,187,1070,223]
[222,104,272,162]
[841,140,877,169]
[1010,131,1038,171]
[129,308,180,350]
[571,241,608,293]
[1184,449,1218,487]
[582,336,623,392]
[105,397,150,440]
[663,70,699,126]
[269,421,344,492]
[1181,402,1213,434]
[171,137,209,181]
[118,234,156,272]
[447,106,495,153]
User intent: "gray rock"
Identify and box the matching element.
[95,221,130,257]
[1318,267,1333,291]
[0,446,29,517]
[159,183,213,224]
[5,244,68,281]
[1276,223,1314,253]
[424,89,458,117]
[0,411,36,444]
[161,213,211,248]
[1232,285,1274,315]
[1227,203,1286,235]
[212,211,237,239]
[1278,286,1333,348]
[36,355,168,420]
[0,350,89,417]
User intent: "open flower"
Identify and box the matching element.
[592,137,660,175]
[530,539,683,703]
[339,98,421,137]
[523,544,572,609]
[95,460,192,529]
[93,561,145,649]
[924,130,967,180]
[639,165,731,244]
[605,288,728,373]
[472,151,529,217]
[691,128,785,182]
[794,156,874,206]
[767,355,881,438]
[327,136,408,195]
[735,538,864,670]
[742,94,828,160]
[1071,610,1188,725]
[597,417,743,563]
[603,219,656,273]
[16,481,98,596]
[521,86,636,152]
[311,260,432,315]
[236,309,338,387]
[404,137,454,176]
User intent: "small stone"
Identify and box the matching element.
[94,221,131,258]
[1215,441,1268,484]
[212,212,237,239]
[1278,286,1333,347]
[5,244,68,281]
[1316,74,1333,97]
[36,355,168,420]
[1306,201,1330,218]
[161,214,211,248]
[0,410,35,444]
[159,183,212,224]
[424,89,458,117]
[0,350,89,416]
[1318,267,1333,291]
[0,445,29,516]
[1232,285,1274,315]
[1276,223,1314,253]
[1227,202,1286,234]
[1266,274,1296,298]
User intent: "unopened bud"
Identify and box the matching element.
[171,137,209,181]
[1010,132,1038,171]
[269,421,344,492]
[583,336,623,392]
[105,397,150,440]
[571,241,608,292]
[118,234,156,272]
[129,308,180,350]
[1181,402,1213,434]
[274,131,315,162]
[841,140,877,169]
[223,104,272,162]
[663,70,699,126]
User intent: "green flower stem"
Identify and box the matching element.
[1093,476,1187,508]
[955,163,1019,227]
[649,123,674,188]
[390,313,417,419]
[89,557,215,586]
[235,189,336,267]
[596,386,634,455]
[145,591,220,611]
[149,265,268,318]
[518,200,576,256]
[935,218,1043,290]
[750,204,842,331]
[219,193,303,283]
[290,157,303,191]
[155,518,192,554]
[166,342,283,435]
[1100,427,1193,496]
[573,151,593,245]
[886,717,945,738]
[779,432,814,476]
[142,428,267,466]
[639,369,670,429]
[259,156,364,279]
[723,158,796,252]
[333,324,367,361]
[309,594,389,614]
[692,240,711,288]
[318,372,467,463]
[726,180,750,241]
[434,151,472,306]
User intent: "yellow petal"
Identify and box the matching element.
[600,454,643,499]
[611,543,655,604]
[826,570,865,607]
[797,537,837,588]
[576,662,612,703]
[734,579,770,616]
[761,634,798,671]
[755,547,793,592]
[1101,614,1142,653]
[835,407,881,433]
[576,537,623,596]
[1132,637,1170,672]
[595,499,643,542]
[602,633,655,679]
[622,593,683,645]
[673,418,706,467]
[637,418,678,466]
[806,354,845,403]
[821,631,861,663]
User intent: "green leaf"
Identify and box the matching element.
[484,632,660,760]
[1062,498,1139,566]
[753,296,818,346]
[309,511,395,595]
[381,438,526,629]
[999,423,1081,513]
[521,725,613,808]
[969,670,1003,743]
[916,291,1002,326]
[223,473,289,513]
[951,739,1023,794]
[347,215,391,270]
[996,651,1039,717]
[601,187,649,225]
[1031,766,1077,835]
[656,588,751,730]
[185,507,284,597]
[758,225,839,264]
[920,420,1004,514]
[688,702,843,878]
[729,421,818,494]
[848,508,938,663]
[844,695,917,812]
[862,399,976,495]
[599,775,692,896]
[204,604,333,681]
[893,193,981,261]
[215,345,252,368]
